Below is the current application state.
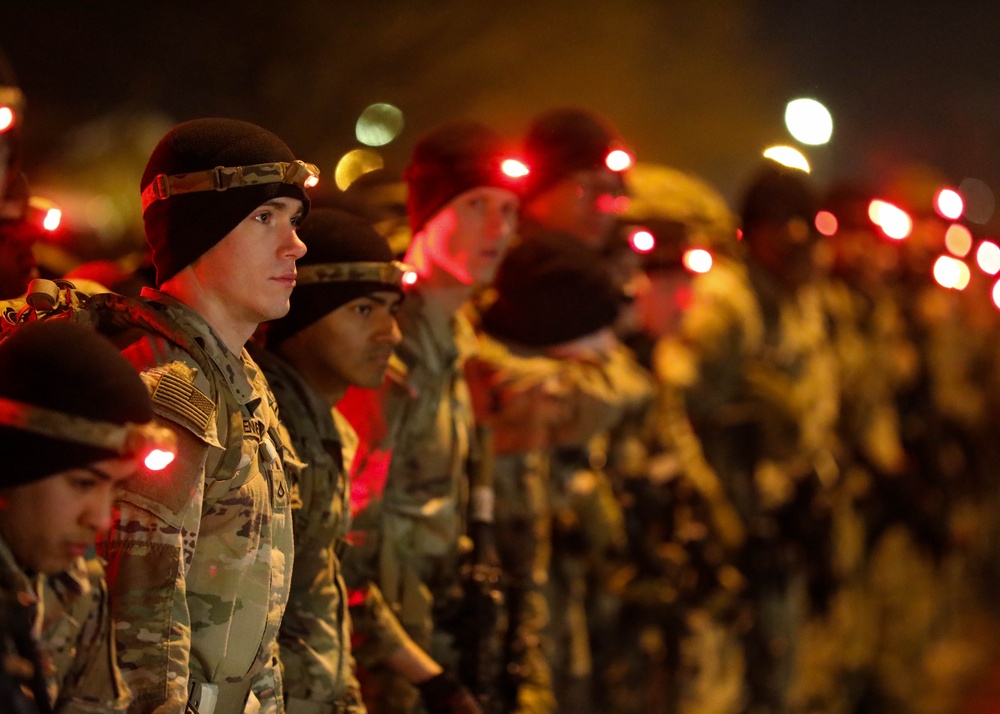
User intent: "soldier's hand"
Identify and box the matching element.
[417,672,486,714]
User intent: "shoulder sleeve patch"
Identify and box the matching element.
[144,364,219,445]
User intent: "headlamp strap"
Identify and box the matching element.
[141,160,320,213]
[0,396,175,458]
[297,261,412,288]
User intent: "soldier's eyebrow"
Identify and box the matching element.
[366,293,404,309]
[82,466,114,481]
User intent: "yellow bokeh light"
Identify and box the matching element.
[763,146,810,173]
[784,98,833,146]
[356,103,404,147]
[933,255,969,290]
[334,149,384,191]
[944,224,973,257]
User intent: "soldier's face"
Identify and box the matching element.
[190,196,307,326]
[422,186,519,286]
[637,270,693,338]
[282,290,403,391]
[0,457,136,574]
[524,169,622,250]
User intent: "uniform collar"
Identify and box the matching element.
[140,288,259,405]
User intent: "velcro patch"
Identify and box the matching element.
[150,370,215,434]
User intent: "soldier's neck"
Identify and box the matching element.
[158,276,254,355]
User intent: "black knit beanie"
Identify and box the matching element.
[0,321,154,486]
[405,121,522,234]
[740,163,818,231]
[522,107,625,200]
[141,118,312,285]
[481,231,622,348]
[266,208,402,346]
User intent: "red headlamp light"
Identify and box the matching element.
[0,396,177,471]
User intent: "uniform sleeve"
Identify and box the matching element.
[346,583,412,671]
[97,418,210,713]
[50,560,130,714]
[279,504,364,709]
[470,334,656,453]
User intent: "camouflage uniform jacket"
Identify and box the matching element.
[341,288,478,660]
[663,256,840,515]
[0,533,129,713]
[251,348,366,714]
[96,290,295,714]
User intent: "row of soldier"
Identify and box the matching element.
[3,50,1000,714]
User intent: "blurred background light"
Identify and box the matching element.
[355,103,404,147]
[335,149,384,191]
[784,98,833,145]
[814,210,838,236]
[976,240,1000,275]
[958,177,995,225]
[763,145,810,172]
[934,188,964,220]
[944,223,973,257]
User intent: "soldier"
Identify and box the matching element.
[497,108,645,711]
[663,162,844,712]
[519,107,631,252]
[338,120,524,713]
[607,164,749,714]
[252,207,416,713]
[0,320,175,713]
[472,230,653,713]
[94,118,317,714]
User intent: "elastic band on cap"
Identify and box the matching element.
[141,159,320,213]
[0,395,176,460]
[297,260,412,288]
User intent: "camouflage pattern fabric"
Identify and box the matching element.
[0,533,129,713]
[340,289,478,712]
[663,255,843,713]
[467,330,654,713]
[251,347,366,714]
[95,290,295,714]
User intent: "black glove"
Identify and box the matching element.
[417,672,485,714]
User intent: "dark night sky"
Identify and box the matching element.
[3,1,1000,249]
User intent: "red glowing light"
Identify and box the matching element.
[683,248,713,273]
[869,200,911,240]
[606,149,633,172]
[0,107,13,133]
[630,229,655,253]
[814,210,838,237]
[42,208,61,232]
[934,188,964,220]
[144,449,175,472]
[597,194,618,214]
[501,158,530,178]
[402,270,418,286]
[613,195,631,213]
